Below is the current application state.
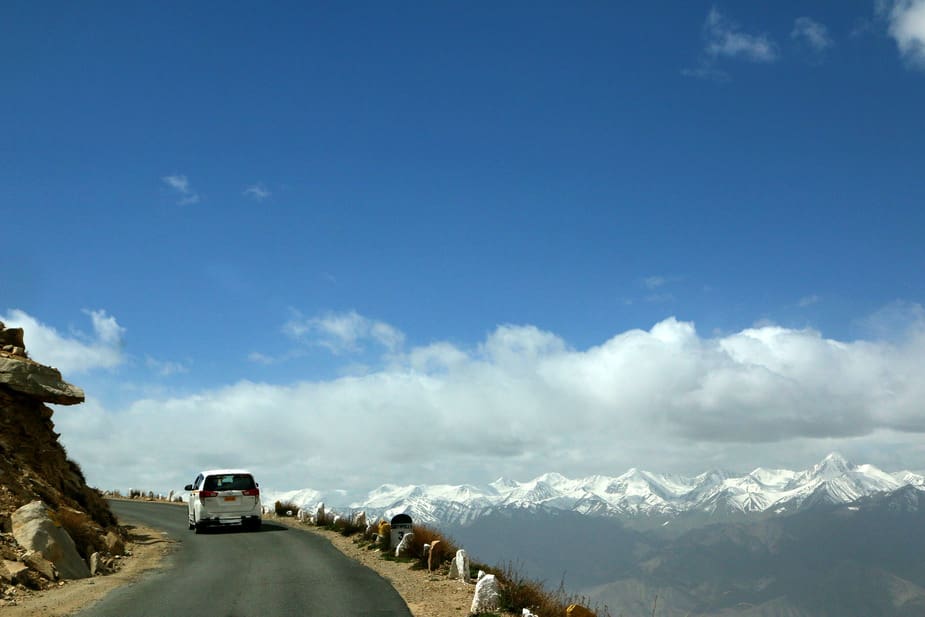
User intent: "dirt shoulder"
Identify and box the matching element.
[1,523,174,617]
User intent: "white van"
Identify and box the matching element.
[184,469,262,533]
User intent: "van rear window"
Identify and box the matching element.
[203,474,255,491]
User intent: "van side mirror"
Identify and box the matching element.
[184,484,193,491]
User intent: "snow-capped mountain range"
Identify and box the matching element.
[263,453,925,526]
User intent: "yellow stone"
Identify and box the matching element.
[378,521,391,545]
[566,604,596,617]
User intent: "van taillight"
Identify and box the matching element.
[242,488,259,497]
[199,490,218,500]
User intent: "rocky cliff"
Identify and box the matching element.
[0,321,120,592]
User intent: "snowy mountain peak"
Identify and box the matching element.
[491,477,518,490]
[619,467,641,479]
[262,453,921,526]
[893,471,925,488]
[747,467,796,488]
[814,452,853,476]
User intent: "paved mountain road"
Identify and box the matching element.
[75,500,412,617]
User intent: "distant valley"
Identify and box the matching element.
[450,486,925,617]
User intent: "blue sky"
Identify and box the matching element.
[3,2,925,498]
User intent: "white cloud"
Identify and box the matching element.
[246,349,305,365]
[703,8,778,62]
[857,300,925,341]
[881,0,925,67]
[145,356,189,377]
[0,309,125,373]
[162,174,200,205]
[680,65,731,82]
[643,276,666,290]
[248,351,276,365]
[792,17,834,52]
[284,310,406,354]
[243,183,271,201]
[685,8,778,80]
[50,307,925,498]
[798,294,821,307]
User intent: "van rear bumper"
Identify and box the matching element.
[197,514,261,528]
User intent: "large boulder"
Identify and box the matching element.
[11,501,90,579]
[0,356,84,405]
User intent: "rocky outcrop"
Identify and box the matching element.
[0,356,84,405]
[0,326,25,356]
[0,322,84,405]
[0,321,118,594]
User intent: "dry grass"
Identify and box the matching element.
[274,500,300,516]
[55,507,106,561]
[490,561,610,617]
[312,509,332,526]
[329,513,364,536]
[407,523,459,570]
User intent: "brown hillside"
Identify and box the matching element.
[0,321,118,576]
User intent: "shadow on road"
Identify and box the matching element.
[120,524,169,545]
[198,522,288,534]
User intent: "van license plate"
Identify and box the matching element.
[224,496,236,502]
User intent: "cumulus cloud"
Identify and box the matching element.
[880,0,925,67]
[162,174,200,205]
[145,356,189,377]
[703,8,779,62]
[243,183,271,201]
[50,309,925,498]
[284,310,405,354]
[248,351,276,365]
[643,276,666,290]
[792,17,835,52]
[798,294,821,307]
[857,300,925,341]
[684,8,778,80]
[1,309,125,373]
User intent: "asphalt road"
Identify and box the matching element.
[74,500,412,617]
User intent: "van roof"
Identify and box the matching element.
[200,469,254,476]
